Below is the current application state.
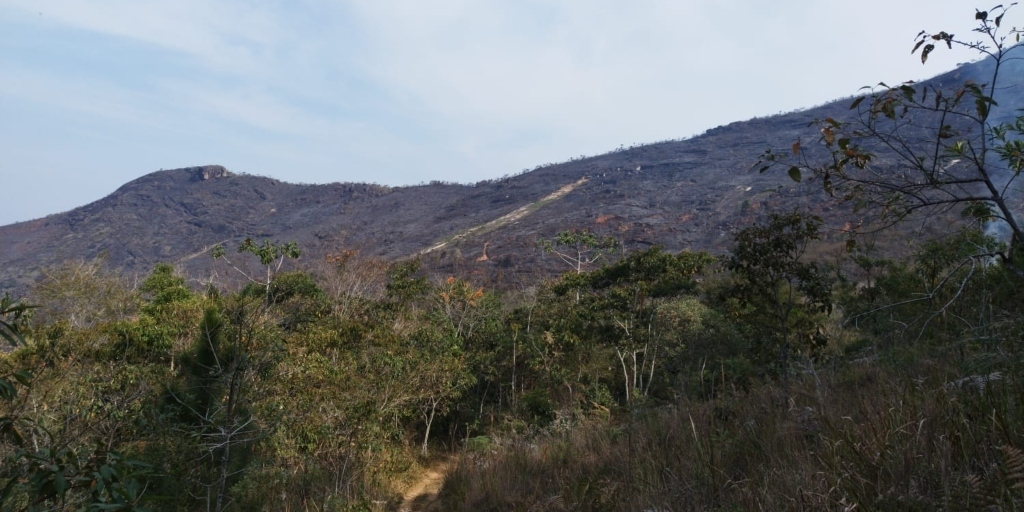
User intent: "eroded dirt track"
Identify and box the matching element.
[398,458,455,512]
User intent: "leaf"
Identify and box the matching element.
[53,472,68,495]
[822,127,835,145]
[962,201,995,221]
[788,167,802,183]
[12,371,31,387]
[845,239,857,252]
[0,325,19,347]
[791,141,801,156]
[0,380,15,401]
[850,97,865,110]
[976,10,988,21]
[921,44,935,64]
[912,39,925,54]
[996,13,1003,26]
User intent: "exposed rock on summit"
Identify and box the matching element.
[190,165,232,182]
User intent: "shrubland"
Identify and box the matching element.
[2,6,1024,512]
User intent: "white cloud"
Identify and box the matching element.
[3,0,283,73]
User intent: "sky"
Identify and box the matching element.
[0,0,990,226]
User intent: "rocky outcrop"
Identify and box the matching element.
[190,165,232,182]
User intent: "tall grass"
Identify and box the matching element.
[438,341,1024,511]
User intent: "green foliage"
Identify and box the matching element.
[385,259,429,310]
[437,343,1024,511]
[6,9,1024,512]
[841,228,1019,348]
[163,298,286,511]
[212,239,300,267]
[107,315,174,363]
[0,295,35,403]
[727,212,833,385]
[521,389,555,425]
[139,263,192,309]
[237,238,301,266]
[540,228,618,275]
[0,294,34,349]
[243,270,329,330]
[212,239,302,307]
[1,447,156,512]
[515,247,718,406]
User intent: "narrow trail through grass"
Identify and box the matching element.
[398,457,456,512]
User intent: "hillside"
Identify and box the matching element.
[3,20,1024,510]
[1,55,1020,293]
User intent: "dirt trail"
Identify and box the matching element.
[398,457,456,512]
[419,176,589,255]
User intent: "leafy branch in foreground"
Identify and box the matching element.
[0,294,36,403]
[758,4,1024,278]
[0,294,35,349]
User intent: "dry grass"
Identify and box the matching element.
[437,344,1024,511]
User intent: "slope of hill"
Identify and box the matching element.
[1,56,1020,293]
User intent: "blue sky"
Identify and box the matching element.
[0,0,982,226]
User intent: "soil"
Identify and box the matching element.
[397,457,456,512]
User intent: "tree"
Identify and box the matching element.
[541,229,618,275]
[212,239,301,306]
[758,5,1024,278]
[432,276,488,341]
[727,212,833,392]
[1,294,158,511]
[169,298,282,511]
[541,229,618,303]
[571,247,714,403]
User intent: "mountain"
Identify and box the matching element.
[1,57,1020,294]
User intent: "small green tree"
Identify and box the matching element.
[169,298,282,511]
[727,212,833,392]
[541,229,618,275]
[541,229,618,303]
[569,247,714,403]
[212,238,301,306]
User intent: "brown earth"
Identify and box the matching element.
[397,457,456,512]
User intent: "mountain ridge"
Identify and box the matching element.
[2,56,1020,293]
